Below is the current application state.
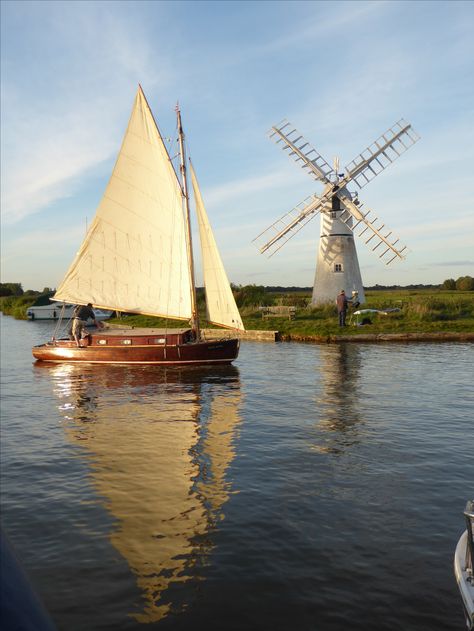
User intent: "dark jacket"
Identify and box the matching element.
[73,305,95,321]
[336,294,348,313]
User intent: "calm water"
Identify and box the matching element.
[1,314,473,631]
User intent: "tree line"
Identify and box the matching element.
[1,276,472,302]
[441,276,474,291]
[0,284,55,297]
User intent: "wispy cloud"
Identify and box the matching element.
[1,3,170,225]
[204,166,308,207]
[428,260,474,267]
[1,225,85,260]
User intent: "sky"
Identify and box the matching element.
[1,0,473,291]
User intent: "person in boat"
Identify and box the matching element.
[336,290,349,327]
[72,303,103,347]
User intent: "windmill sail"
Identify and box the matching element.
[344,119,420,190]
[190,164,244,331]
[338,194,407,264]
[54,87,193,321]
[253,193,326,257]
[269,120,335,183]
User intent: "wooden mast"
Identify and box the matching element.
[176,105,200,338]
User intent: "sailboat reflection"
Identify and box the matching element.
[34,363,242,622]
[314,344,364,455]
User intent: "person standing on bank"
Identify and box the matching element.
[72,303,103,347]
[336,290,349,327]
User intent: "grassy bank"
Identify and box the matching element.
[106,289,474,337]
[0,294,39,319]
[242,289,474,338]
[2,289,473,338]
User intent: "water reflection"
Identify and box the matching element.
[314,344,365,455]
[34,363,242,622]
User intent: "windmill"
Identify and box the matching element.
[253,119,420,305]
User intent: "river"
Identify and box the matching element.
[1,314,473,630]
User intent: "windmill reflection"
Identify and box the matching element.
[34,363,242,622]
[314,344,364,454]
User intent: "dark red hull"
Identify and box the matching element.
[32,328,240,365]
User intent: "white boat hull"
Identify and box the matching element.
[26,302,112,322]
[455,530,474,629]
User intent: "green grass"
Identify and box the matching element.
[0,295,39,320]
[248,290,474,337]
[105,289,474,337]
[2,289,473,337]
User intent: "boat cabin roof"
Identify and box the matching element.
[97,327,191,337]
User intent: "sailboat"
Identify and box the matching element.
[32,86,244,365]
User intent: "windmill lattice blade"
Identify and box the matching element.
[338,194,407,264]
[345,119,420,190]
[252,194,325,257]
[269,120,335,184]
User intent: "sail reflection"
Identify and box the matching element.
[314,344,364,455]
[34,363,242,622]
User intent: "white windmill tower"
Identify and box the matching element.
[253,119,420,305]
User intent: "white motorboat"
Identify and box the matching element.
[454,500,474,629]
[26,300,112,322]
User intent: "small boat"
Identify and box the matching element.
[33,86,244,365]
[454,500,474,630]
[26,299,111,322]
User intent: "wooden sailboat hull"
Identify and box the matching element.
[32,329,240,365]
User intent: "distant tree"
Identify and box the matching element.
[456,276,474,291]
[442,278,456,290]
[232,284,268,307]
[0,283,23,296]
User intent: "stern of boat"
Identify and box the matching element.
[454,500,474,630]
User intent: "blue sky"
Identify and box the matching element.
[1,0,473,290]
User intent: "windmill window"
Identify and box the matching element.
[334,264,343,272]
[120,339,132,345]
[331,211,337,219]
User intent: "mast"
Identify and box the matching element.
[176,105,200,338]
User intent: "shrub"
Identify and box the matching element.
[443,278,456,290]
[456,276,474,291]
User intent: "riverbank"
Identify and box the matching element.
[281,331,474,343]
[202,328,474,343]
[2,289,473,340]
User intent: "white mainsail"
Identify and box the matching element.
[190,164,245,331]
[54,87,192,320]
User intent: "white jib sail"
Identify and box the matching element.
[54,87,193,320]
[190,163,245,331]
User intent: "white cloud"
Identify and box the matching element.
[1,3,171,225]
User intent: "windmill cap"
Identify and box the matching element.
[340,290,345,294]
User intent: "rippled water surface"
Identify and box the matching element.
[1,315,473,630]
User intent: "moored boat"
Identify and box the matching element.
[26,300,111,322]
[32,86,244,365]
[454,500,474,630]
